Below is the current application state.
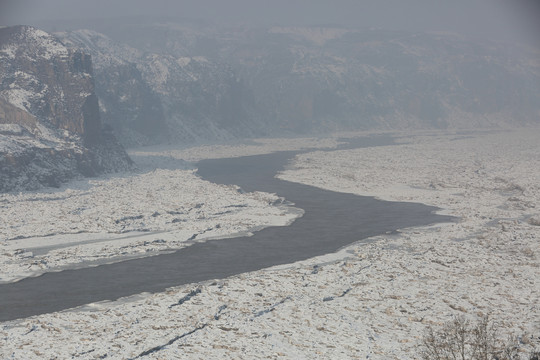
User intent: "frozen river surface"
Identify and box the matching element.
[0,137,453,321]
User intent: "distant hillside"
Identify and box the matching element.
[55,21,540,146]
[0,26,132,192]
[2,22,537,187]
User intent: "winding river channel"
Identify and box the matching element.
[0,137,454,322]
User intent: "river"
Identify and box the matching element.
[0,137,454,322]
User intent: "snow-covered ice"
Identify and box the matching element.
[1,130,539,359]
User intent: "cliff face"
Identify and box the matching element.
[0,26,131,192]
[58,29,261,146]
[57,30,169,146]
[0,26,103,143]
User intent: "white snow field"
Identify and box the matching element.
[1,130,539,359]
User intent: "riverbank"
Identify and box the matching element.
[1,129,539,359]
[0,135,446,321]
[0,136,339,284]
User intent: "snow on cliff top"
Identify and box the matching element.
[0,26,68,60]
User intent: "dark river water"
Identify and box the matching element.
[0,137,454,322]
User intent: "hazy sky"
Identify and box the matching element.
[1,0,539,46]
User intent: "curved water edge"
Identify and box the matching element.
[0,136,455,322]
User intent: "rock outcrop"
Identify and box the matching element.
[0,26,132,192]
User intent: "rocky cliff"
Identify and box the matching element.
[56,30,168,146]
[57,28,263,146]
[0,26,132,192]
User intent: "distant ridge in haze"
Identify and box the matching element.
[56,21,540,146]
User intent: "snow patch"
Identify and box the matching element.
[23,27,69,60]
[0,87,34,112]
[0,124,24,135]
